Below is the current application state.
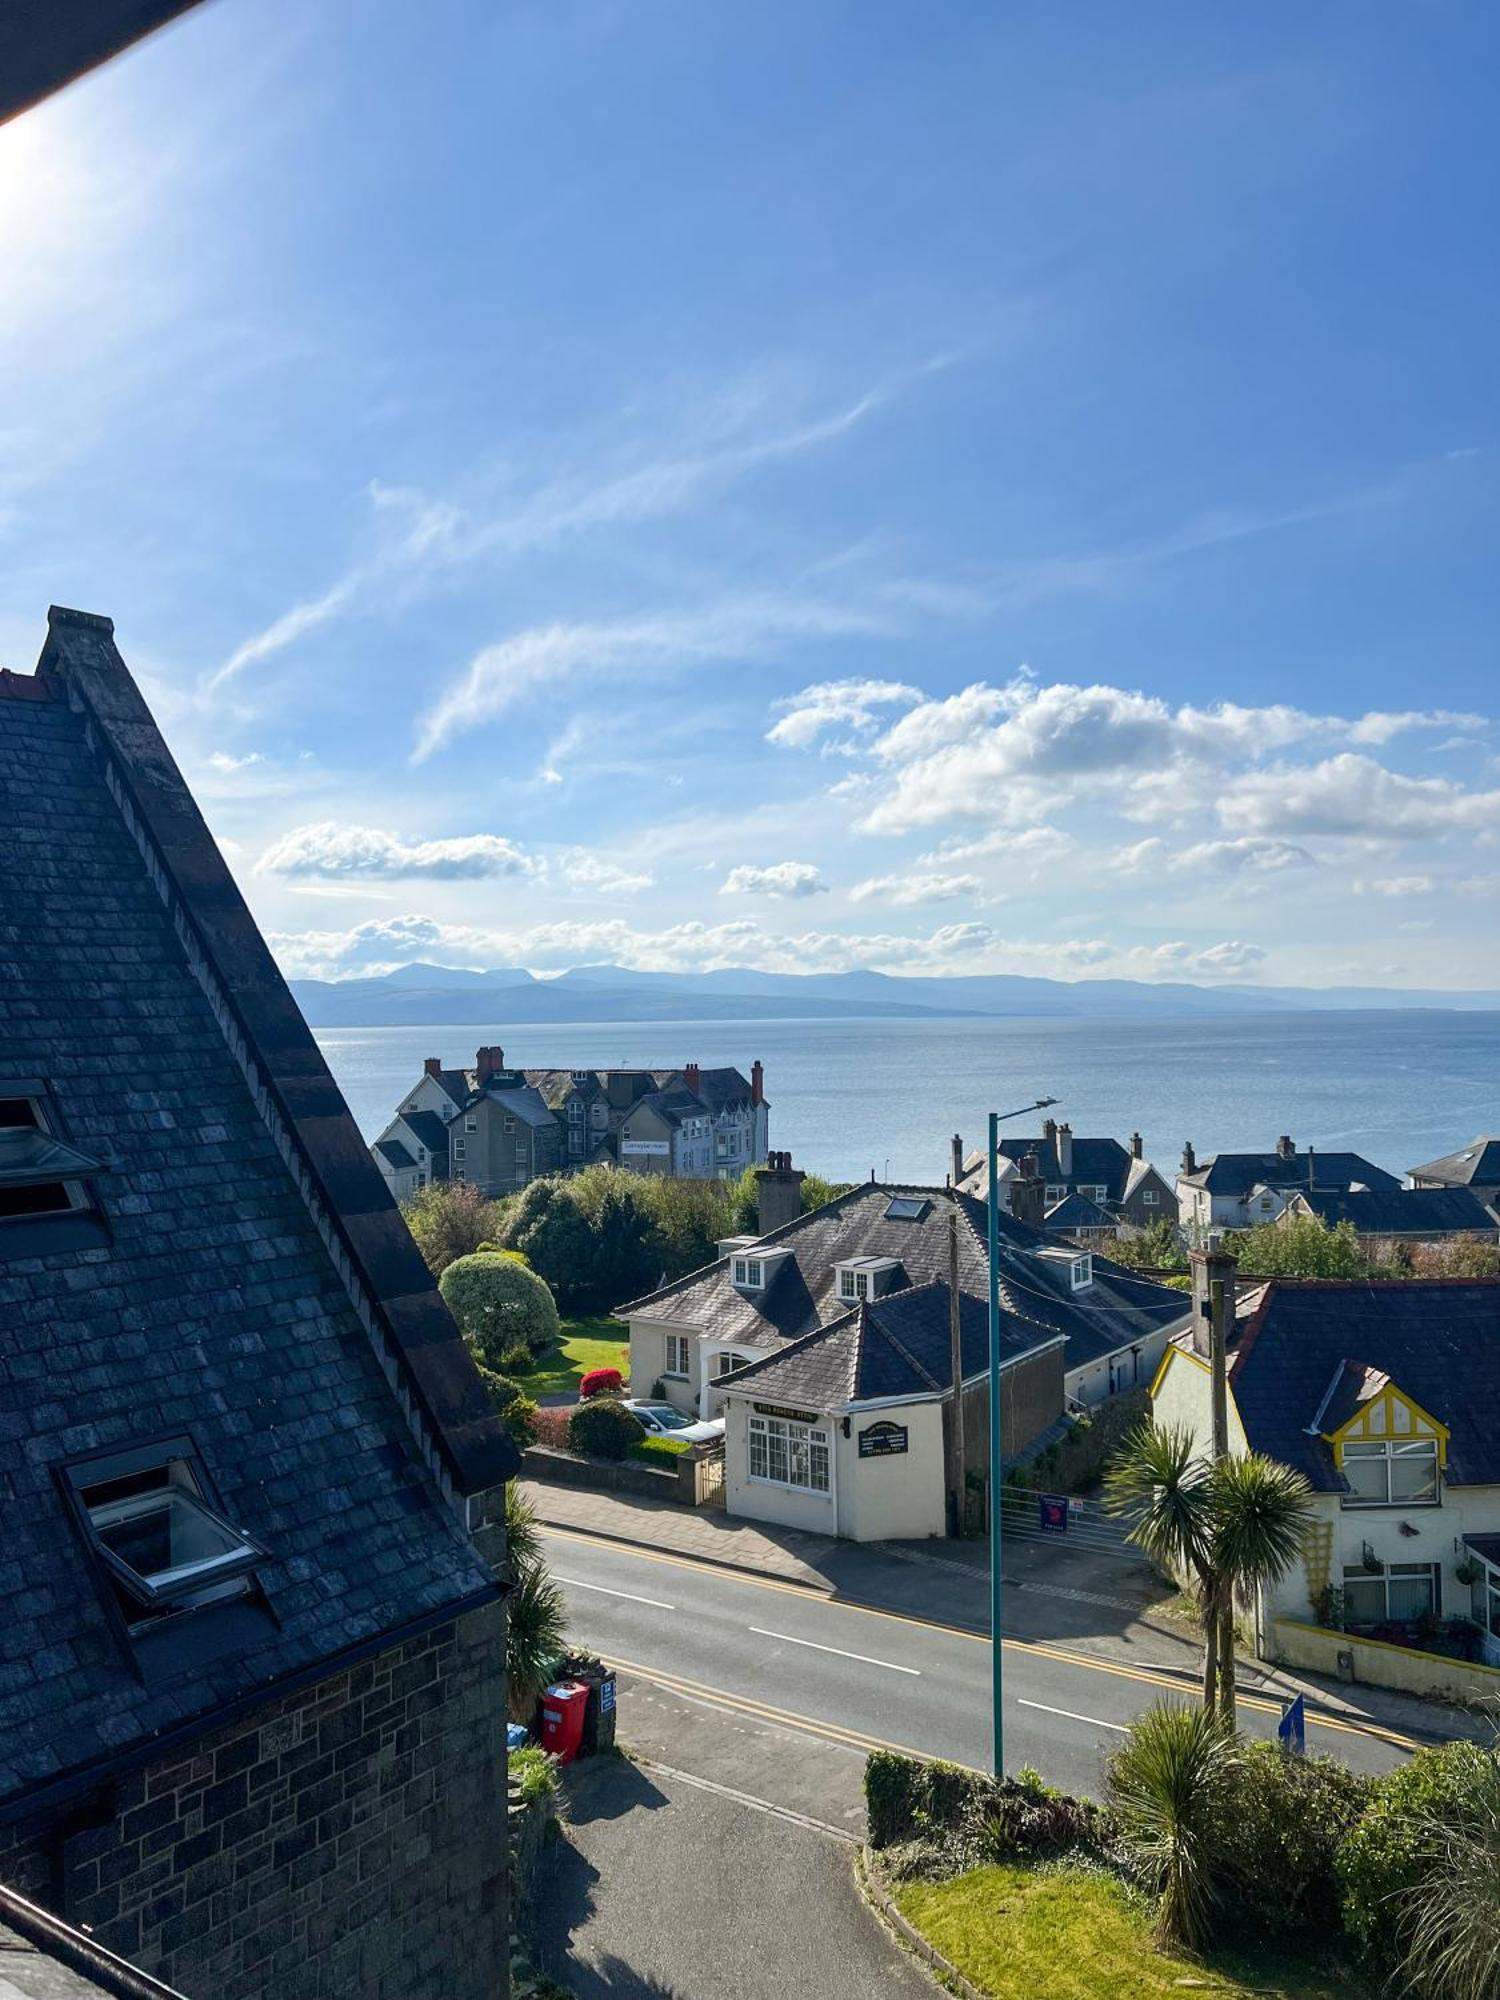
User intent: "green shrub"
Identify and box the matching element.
[497,1338,535,1375]
[864,1752,1112,1872]
[567,1397,645,1461]
[439,1252,560,1363]
[402,1182,511,1275]
[510,1745,559,1807]
[477,1366,520,1410]
[1218,1741,1372,1938]
[866,1751,927,1850]
[1338,1741,1492,1974]
[502,1393,539,1450]
[1107,1703,1239,1952]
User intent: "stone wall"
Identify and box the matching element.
[0,1601,509,2000]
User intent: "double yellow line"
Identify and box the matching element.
[543,1523,1420,1754]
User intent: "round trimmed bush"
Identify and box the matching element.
[439,1252,560,1366]
[567,1398,645,1462]
[497,1339,534,1375]
[579,1366,624,1400]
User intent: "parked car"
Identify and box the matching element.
[621,1399,724,1444]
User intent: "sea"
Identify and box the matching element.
[315,1011,1500,1188]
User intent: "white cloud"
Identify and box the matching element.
[414,596,892,761]
[766,677,921,751]
[720,861,829,899]
[848,871,982,907]
[1349,710,1486,746]
[1355,874,1435,898]
[558,850,654,896]
[1219,755,1500,839]
[1171,836,1316,875]
[256,822,542,882]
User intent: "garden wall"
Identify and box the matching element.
[521,1444,684,1504]
[1272,1616,1500,1704]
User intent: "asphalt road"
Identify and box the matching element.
[543,1525,1416,1794]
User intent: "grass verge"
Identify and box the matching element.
[892,1863,1360,2000]
[513,1317,630,1400]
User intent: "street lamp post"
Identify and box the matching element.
[986,1094,1058,1777]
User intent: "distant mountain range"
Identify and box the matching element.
[286,961,1500,1028]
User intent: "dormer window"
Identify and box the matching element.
[840,1267,870,1302]
[733,1256,764,1290]
[1070,1254,1093,1291]
[64,1439,266,1631]
[835,1256,899,1302]
[0,1086,107,1227]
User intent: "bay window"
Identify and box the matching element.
[748,1413,830,1494]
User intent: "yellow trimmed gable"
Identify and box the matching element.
[1326,1380,1449,1471]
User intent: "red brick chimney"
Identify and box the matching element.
[684,1061,701,1096]
[424,1057,443,1080]
[750,1059,764,1107]
[475,1045,505,1081]
[1010,1152,1046,1229]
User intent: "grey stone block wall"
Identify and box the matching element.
[0,1602,509,2000]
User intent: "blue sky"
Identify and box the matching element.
[3,1,1498,987]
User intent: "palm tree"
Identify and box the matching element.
[1107,1702,1239,1952]
[1105,1422,1219,1711]
[1106,1422,1312,1721]
[1400,1745,1500,2000]
[507,1560,569,1725]
[1205,1453,1314,1726]
[504,1480,544,1580]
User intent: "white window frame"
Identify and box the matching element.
[732,1256,764,1290]
[1342,1560,1438,1626]
[838,1267,871,1303]
[712,1351,750,1380]
[1340,1438,1440,1508]
[748,1413,830,1494]
[465,1116,478,1133]
[664,1333,692,1379]
[1069,1254,1093,1291]
[1143,1189,1160,1206]
[1045,1184,1068,1205]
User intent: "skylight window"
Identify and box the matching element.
[0,1089,106,1222]
[884,1196,929,1221]
[67,1444,265,1629]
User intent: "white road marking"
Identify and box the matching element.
[1018,1698,1128,1733]
[557,1577,675,1611]
[632,1758,859,1843]
[748,1627,920,1675]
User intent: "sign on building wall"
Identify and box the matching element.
[753,1402,819,1425]
[621,1139,670,1157]
[859,1420,909,1458]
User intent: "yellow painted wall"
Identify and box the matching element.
[1273,1618,1500,1704]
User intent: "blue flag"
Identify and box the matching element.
[1277,1694,1306,1754]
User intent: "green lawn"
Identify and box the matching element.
[892,1865,1360,2000]
[512,1316,630,1400]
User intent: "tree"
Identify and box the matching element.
[438,1251,560,1364]
[1107,1702,1239,1952]
[1106,1422,1312,1722]
[401,1181,510,1276]
[726,1163,852,1235]
[1106,1219,1187,1274]
[506,1561,568,1724]
[1227,1214,1368,1279]
[501,1179,600,1307]
[638,1173,734,1282]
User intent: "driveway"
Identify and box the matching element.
[531,1758,934,2000]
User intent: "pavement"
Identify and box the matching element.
[532,1757,932,2000]
[522,1477,1479,1745]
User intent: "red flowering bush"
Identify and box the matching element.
[579,1367,624,1400]
[530,1405,573,1451]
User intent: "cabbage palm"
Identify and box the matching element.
[1206,1452,1313,1726]
[1105,1422,1219,1711]
[1107,1701,1239,1952]
[503,1480,543,1580]
[506,1559,568,1725]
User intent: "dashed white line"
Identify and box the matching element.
[748,1627,921,1675]
[1017,1698,1127,1733]
[556,1577,675,1611]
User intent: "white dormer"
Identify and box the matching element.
[834,1255,901,1304]
[1038,1246,1093,1292]
[731,1245,791,1293]
[718,1233,760,1262]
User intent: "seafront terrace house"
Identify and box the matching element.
[1152,1253,1500,1685]
[619,1168,1192,1541]
[371,1050,770,1200]
[958,1120,1176,1239]
[1174,1134,1400,1236]
[0,609,520,2000]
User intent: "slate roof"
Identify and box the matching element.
[961,1134,1135,1202]
[1045,1191,1119,1232]
[399,1107,452,1160]
[375,1138,416,1171]
[525,1065,758,1118]
[1179,1148,1401,1197]
[1410,1138,1500,1189]
[1226,1280,1500,1491]
[1290,1186,1496,1235]
[0,610,515,1816]
[621,1180,1189,1377]
[473,1083,558,1129]
[718,1282,1065,1409]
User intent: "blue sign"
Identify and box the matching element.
[1277,1694,1306,1755]
[1038,1495,1068,1535]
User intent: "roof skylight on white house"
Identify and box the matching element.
[0,1090,107,1221]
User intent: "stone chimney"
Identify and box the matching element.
[1055,1122,1073,1178]
[424,1057,443,1080]
[1188,1244,1237,1361]
[1276,1134,1295,1161]
[755,1150,804,1235]
[1042,1116,1058,1144]
[1181,1140,1197,1175]
[950,1133,963,1186]
[684,1061,701,1096]
[750,1059,764,1107]
[1130,1131,1143,1160]
[475,1045,505,1082]
[1009,1152,1047,1229]
[1306,1145,1317,1188]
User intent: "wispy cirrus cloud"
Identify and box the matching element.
[766,676,921,751]
[848,870,982,906]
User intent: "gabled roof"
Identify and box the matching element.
[399,1107,453,1157]
[1044,1191,1118,1231]
[1226,1279,1500,1489]
[1179,1149,1401,1197]
[0,609,515,1815]
[622,1180,1189,1376]
[475,1084,558,1129]
[718,1282,1065,1409]
[961,1134,1135,1202]
[1410,1138,1500,1189]
[375,1138,417,1171]
[1289,1185,1496,1235]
